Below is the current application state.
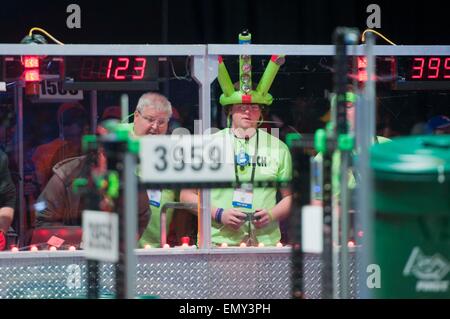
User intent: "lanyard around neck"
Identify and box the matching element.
[232,128,259,185]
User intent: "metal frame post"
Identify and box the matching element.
[123,151,137,298]
[14,84,25,246]
[90,90,97,133]
[191,51,217,250]
[357,32,376,299]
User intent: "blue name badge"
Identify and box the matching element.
[147,189,162,208]
[232,186,253,209]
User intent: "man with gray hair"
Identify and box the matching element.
[133,92,172,136]
[132,92,181,248]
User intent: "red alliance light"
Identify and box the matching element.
[24,69,40,82]
[357,56,368,82]
[23,56,39,68]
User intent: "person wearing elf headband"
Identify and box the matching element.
[181,31,292,246]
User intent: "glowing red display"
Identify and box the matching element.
[79,56,148,81]
[24,69,40,82]
[410,57,450,80]
[23,56,39,68]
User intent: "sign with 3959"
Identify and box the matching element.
[139,134,234,184]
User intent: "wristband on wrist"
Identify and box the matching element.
[215,208,224,224]
[268,209,274,222]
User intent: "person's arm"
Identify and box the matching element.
[35,175,67,227]
[253,142,293,229]
[0,207,13,234]
[179,189,199,214]
[137,190,151,239]
[253,189,292,229]
[180,189,245,230]
[0,151,16,233]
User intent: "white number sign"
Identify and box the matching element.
[139,134,234,184]
[82,210,118,263]
[36,80,83,102]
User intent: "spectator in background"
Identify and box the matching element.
[0,105,16,250]
[168,106,183,133]
[32,103,89,189]
[101,106,122,122]
[426,115,450,135]
[35,121,150,239]
[0,150,15,250]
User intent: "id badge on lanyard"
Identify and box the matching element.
[147,189,162,207]
[232,183,253,209]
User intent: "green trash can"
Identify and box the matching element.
[371,135,450,298]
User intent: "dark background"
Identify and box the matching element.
[1,0,449,141]
[0,0,448,45]
[1,0,449,144]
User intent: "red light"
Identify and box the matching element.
[37,229,50,237]
[358,56,368,68]
[106,58,113,79]
[357,230,364,237]
[357,57,368,82]
[23,56,39,68]
[445,58,450,79]
[58,229,69,237]
[76,56,149,82]
[181,236,190,245]
[30,245,38,251]
[411,57,425,79]
[132,57,147,79]
[24,69,40,82]
[347,240,355,248]
[114,57,130,80]
[428,57,441,79]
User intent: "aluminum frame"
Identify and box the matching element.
[2,43,450,299]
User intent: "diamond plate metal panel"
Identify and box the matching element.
[0,250,359,299]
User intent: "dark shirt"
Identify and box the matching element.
[0,150,16,209]
[35,155,150,238]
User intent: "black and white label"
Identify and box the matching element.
[82,210,118,262]
[38,80,83,101]
[140,135,234,184]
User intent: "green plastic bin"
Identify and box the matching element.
[371,135,450,298]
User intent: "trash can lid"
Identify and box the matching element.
[371,135,450,174]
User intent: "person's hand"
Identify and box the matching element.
[221,209,246,230]
[252,209,273,229]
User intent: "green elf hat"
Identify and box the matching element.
[218,30,285,106]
